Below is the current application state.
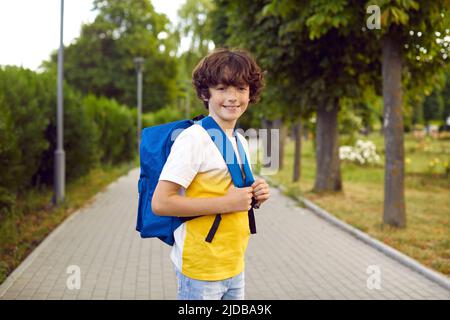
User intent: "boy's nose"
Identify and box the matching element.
[226,89,238,103]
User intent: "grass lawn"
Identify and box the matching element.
[258,132,450,276]
[0,161,137,285]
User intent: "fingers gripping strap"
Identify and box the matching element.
[249,197,257,234]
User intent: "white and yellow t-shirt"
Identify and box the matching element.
[158,123,253,281]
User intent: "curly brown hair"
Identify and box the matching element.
[192,48,265,109]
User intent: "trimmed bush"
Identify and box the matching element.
[0,67,99,191]
[0,96,20,214]
[0,66,51,191]
[0,66,138,212]
[83,95,136,164]
[140,106,184,128]
[32,82,100,186]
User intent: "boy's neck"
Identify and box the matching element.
[209,114,236,138]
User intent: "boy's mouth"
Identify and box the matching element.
[222,105,240,110]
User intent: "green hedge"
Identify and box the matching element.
[32,84,99,186]
[0,96,20,213]
[83,94,136,164]
[0,66,137,214]
[140,106,184,128]
[0,67,51,192]
[0,66,185,216]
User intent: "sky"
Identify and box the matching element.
[0,0,187,71]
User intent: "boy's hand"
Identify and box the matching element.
[251,178,270,208]
[223,185,254,212]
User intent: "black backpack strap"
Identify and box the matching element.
[185,198,257,243]
[249,197,257,234]
[181,214,222,243]
[205,214,222,243]
[180,216,197,222]
[192,114,206,122]
[204,196,258,242]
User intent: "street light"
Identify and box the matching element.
[134,57,145,156]
[54,0,65,205]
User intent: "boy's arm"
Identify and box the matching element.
[152,180,253,217]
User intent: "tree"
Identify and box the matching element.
[178,0,215,56]
[210,0,306,179]
[175,0,216,117]
[0,94,20,213]
[210,0,378,190]
[211,0,449,228]
[423,89,444,126]
[418,69,449,128]
[441,73,450,126]
[374,0,449,227]
[43,0,178,112]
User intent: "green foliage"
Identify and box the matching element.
[33,86,100,186]
[423,89,445,125]
[407,70,450,127]
[0,66,52,191]
[141,105,184,128]
[43,0,178,113]
[375,0,419,27]
[178,0,215,55]
[211,0,378,123]
[0,97,20,214]
[175,0,215,119]
[0,68,100,188]
[377,0,450,97]
[211,0,449,130]
[83,94,136,164]
[338,102,363,146]
[0,67,137,214]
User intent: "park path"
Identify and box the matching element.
[0,168,449,300]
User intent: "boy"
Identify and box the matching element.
[152,48,270,300]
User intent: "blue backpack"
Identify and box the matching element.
[136,114,257,246]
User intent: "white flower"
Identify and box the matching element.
[339,140,380,166]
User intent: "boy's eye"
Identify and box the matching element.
[239,87,247,91]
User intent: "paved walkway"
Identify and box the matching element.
[0,168,449,300]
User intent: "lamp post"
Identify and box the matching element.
[134,57,145,156]
[54,0,65,204]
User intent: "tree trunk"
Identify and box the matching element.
[382,30,406,228]
[313,100,342,192]
[303,124,309,141]
[261,118,272,169]
[293,120,302,182]
[272,118,286,171]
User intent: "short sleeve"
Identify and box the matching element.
[159,127,205,189]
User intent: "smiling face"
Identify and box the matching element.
[205,83,250,127]
[192,48,265,132]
